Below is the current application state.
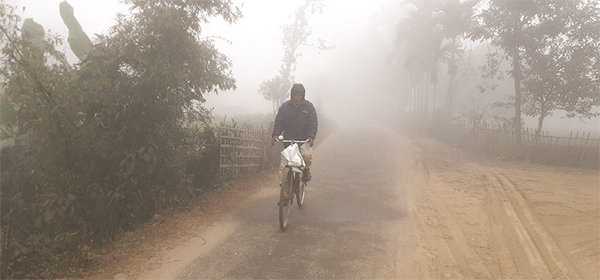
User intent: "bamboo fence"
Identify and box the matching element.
[465,124,599,168]
[217,125,279,177]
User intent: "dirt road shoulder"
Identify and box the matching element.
[407,138,599,279]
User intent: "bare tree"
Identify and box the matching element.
[258,0,332,114]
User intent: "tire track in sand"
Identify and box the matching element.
[422,178,493,279]
[411,161,492,279]
[485,172,582,279]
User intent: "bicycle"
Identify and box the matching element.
[275,137,310,231]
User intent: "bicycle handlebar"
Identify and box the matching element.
[276,139,310,143]
[274,136,309,143]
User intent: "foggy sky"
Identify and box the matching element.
[7,0,598,132]
[201,0,404,125]
[9,0,404,125]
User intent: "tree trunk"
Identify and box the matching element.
[527,109,546,163]
[510,47,523,145]
[444,38,458,141]
[446,38,457,120]
[432,82,437,119]
[535,113,545,144]
[424,73,429,120]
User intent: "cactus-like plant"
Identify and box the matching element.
[21,18,45,48]
[59,1,92,61]
[21,18,46,62]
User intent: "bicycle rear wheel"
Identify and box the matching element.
[279,168,292,231]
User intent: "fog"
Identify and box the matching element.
[9,0,404,126]
[201,0,404,126]
[8,0,598,133]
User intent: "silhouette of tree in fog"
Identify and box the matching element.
[519,1,600,142]
[396,0,439,118]
[395,0,477,121]
[473,0,600,143]
[472,0,538,144]
[258,0,332,114]
[435,0,478,118]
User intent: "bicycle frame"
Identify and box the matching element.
[276,138,309,231]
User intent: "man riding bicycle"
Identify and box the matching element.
[271,83,318,181]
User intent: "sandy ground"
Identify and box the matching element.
[77,125,599,280]
[406,137,599,279]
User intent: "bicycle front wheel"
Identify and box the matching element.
[296,179,306,207]
[279,168,292,231]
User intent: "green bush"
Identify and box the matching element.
[0,1,240,278]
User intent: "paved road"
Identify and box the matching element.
[159,125,415,279]
[132,123,597,280]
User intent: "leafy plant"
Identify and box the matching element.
[59,1,93,61]
[0,0,241,278]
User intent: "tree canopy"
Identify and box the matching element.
[519,0,600,137]
[473,0,600,139]
[395,0,477,119]
[396,0,599,140]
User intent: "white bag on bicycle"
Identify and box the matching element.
[281,143,305,169]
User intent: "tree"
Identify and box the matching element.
[258,75,287,113]
[1,0,241,277]
[1,3,82,278]
[520,0,600,141]
[473,0,540,144]
[474,0,600,144]
[396,0,477,120]
[434,0,478,118]
[395,0,440,117]
[258,0,332,113]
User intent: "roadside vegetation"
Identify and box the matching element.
[0,0,338,277]
[394,0,599,159]
[0,0,241,278]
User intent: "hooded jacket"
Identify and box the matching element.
[272,99,318,141]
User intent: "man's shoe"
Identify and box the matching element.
[303,168,312,182]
